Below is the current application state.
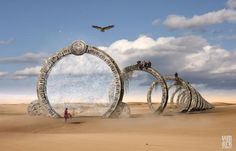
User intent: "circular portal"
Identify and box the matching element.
[46,54,116,117]
[147,76,192,113]
[122,64,168,113]
[37,41,124,118]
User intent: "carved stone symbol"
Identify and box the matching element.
[71,40,87,56]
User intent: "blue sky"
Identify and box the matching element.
[1,0,236,103]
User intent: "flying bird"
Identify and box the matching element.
[92,25,114,32]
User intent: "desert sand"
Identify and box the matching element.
[0,102,235,151]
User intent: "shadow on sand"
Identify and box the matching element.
[68,121,84,124]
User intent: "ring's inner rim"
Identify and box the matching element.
[46,54,119,117]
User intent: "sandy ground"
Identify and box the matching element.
[0,102,235,151]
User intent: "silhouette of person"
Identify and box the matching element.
[139,60,145,70]
[174,72,178,78]
[147,61,151,68]
[141,60,147,69]
[144,61,148,69]
[64,108,72,122]
[137,60,142,69]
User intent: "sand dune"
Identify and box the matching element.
[0,102,235,151]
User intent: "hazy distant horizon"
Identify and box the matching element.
[1,90,235,104]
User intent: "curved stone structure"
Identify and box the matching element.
[165,76,192,112]
[111,102,131,118]
[122,64,168,113]
[37,41,124,118]
[28,100,46,116]
[147,75,213,113]
[170,87,182,104]
[148,76,192,112]
[34,40,213,118]
[187,85,214,112]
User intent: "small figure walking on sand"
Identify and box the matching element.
[64,108,72,122]
[174,72,178,78]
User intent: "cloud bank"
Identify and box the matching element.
[12,66,41,79]
[163,9,236,29]
[8,35,236,89]
[0,52,48,64]
[227,0,236,9]
[0,71,8,78]
[100,35,236,89]
[161,0,236,29]
[0,39,14,45]
[12,54,112,79]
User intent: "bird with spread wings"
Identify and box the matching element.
[92,25,114,32]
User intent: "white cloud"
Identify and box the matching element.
[0,52,48,64]
[100,35,208,68]
[0,71,8,78]
[11,54,112,79]
[152,19,160,26]
[210,64,236,74]
[227,0,236,9]
[163,9,236,29]
[13,66,41,79]
[0,39,14,45]
[49,54,111,76]
[99,35,236,89]
[184,45,232,72]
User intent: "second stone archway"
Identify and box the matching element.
[121,64,169,113]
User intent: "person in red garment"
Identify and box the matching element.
[64,108,72,122]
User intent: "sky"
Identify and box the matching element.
[0,0,236,103]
